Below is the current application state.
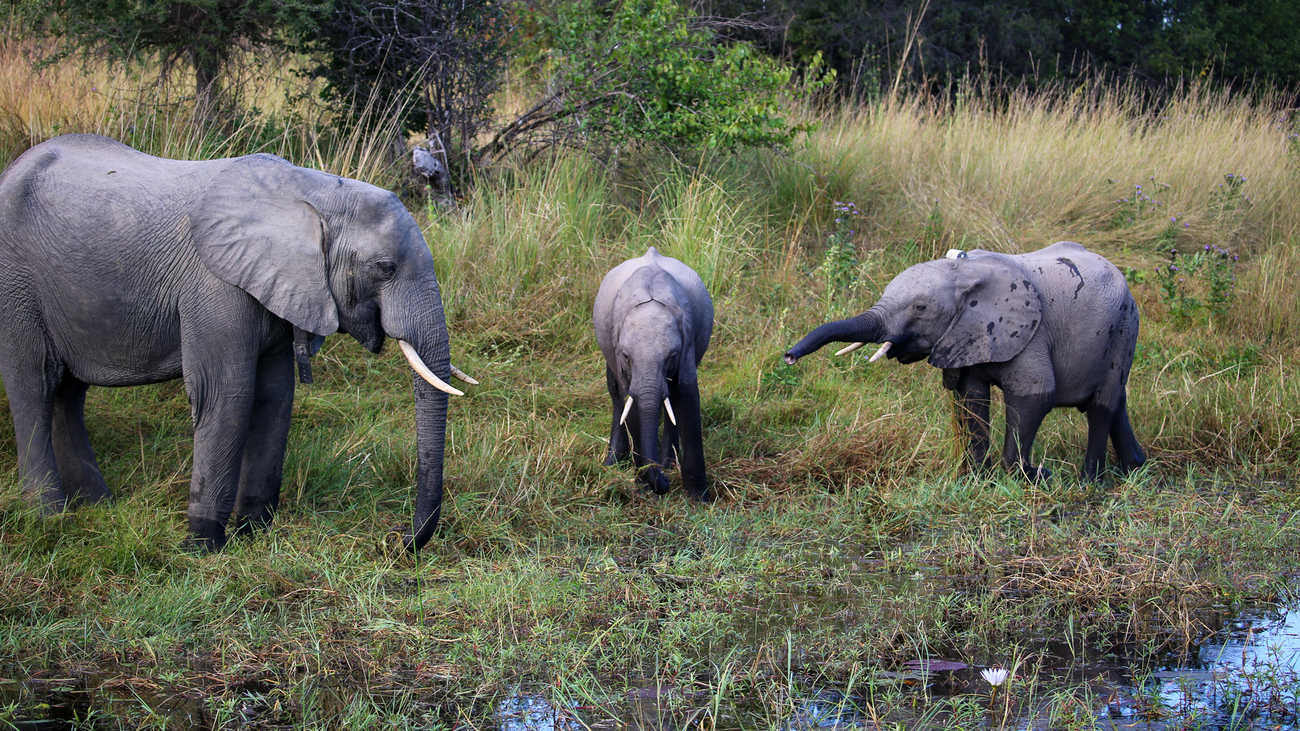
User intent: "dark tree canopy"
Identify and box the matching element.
[18,0,329,106]
[700,0,1300,93]
[303,0,512,173]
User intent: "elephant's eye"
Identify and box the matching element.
[915,303,928,312]
[373,259,397,280]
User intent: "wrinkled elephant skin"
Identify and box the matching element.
[0,134,462,551]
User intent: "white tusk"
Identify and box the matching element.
[835,342,866,356]
[868,341,893,363]
[398,340,464,396]
[449,364,479,385]
[663,398,677,426]
[619,395,633,425]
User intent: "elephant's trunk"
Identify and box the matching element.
[784,310,884,364]
[390,283,451,552]
[408,368,448,550]
[635,386,671,494]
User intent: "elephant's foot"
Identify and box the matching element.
[184,517,228,553]
[66,482,113,508]
[684,480,711,502]
[23,480,70,517]
[1012,463,1051,482]
[966,455,996,477]
[638,466,671,495]
[232,510,274,538]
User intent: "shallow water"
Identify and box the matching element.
[2,599,1297,729]
[484,602,1300,731]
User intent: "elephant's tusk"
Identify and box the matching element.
[868,341,892,363]
[399,340,464,396]
[835,342,866,356]
[663,398,677,426]
[619,395,634,425]
[449,364,479,385]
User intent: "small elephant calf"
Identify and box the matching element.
[785,241,1146,480]
[594,247,713,499]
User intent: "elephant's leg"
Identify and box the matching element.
[0,347,68,513]
[1082,403,1117,480]
[1109,395,1147,473]
[182,348,258,552]
[949,372,993,473]
[660,408,680,470]
[1001,391,1054,481]
[50,375,112,506]
[232,345,296,536]
[603,366,630,466]
[669,381,709,501]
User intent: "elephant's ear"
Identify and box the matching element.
[929,257,1042,369]
[190,154,340,335]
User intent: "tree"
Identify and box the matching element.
[19,0,329,109]
[304,0,512,182]
[480,0,832,163]
[699,0,1300,95]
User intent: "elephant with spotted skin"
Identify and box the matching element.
[784,241,1146,480]
[0,134,476,551]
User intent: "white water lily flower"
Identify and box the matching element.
[980,667,1010,687]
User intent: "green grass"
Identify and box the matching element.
[0,45,1298,728]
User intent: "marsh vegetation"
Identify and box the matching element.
[0,40,1297,729]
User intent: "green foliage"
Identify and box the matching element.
[540,0,832,152]
[1156,242,1239,325]
[818,200,862,313]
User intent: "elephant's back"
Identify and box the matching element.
[594,247,714,360]
[1017,242,1138,405]
[0,135,224,385]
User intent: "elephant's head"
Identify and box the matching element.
[190,153,468,550]
[611,267,699,494]
[784,254,1042,369]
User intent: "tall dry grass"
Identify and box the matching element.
[787,83,1300,263]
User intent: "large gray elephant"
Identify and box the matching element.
[594,247,713,499]
[0,134,475,551]
[784,241,1145,480]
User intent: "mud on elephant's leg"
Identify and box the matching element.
[669,381,709,501]
[51,375,112,507]
[1081,403,1118,481]
[1,348,69,514]
[232,345,296,537]
[1002,391,1054,481]
[603,367,630,466]
[1109,395,1147,473]
[183,352,260,553]
[946,370,993,475]
[660,410,681,470]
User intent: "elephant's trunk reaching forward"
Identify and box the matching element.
[784,310,884,364]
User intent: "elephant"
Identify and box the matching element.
[784,241,1146,480]
[0,134,476,551]
[594,247,713,499]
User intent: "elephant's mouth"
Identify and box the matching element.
[890,335,932,364]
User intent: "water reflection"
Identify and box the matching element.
[3,603,1297,730]
[498,694,581,731]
